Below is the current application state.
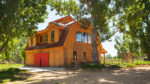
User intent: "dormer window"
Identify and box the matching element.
[40,34,48,44]
[40,36,42,43]
[31,37,33,46]
[51,30,54,42]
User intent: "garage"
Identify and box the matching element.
[34,52,49,67]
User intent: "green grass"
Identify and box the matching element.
[0,64,30,83]
[80,61,150,69]
[0,64,24,70]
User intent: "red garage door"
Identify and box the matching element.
[34,52,49,67]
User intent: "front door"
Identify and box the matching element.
[34,52,49,67]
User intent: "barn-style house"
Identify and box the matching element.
[25,16,106,67]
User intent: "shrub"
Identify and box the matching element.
[80,63,106,68]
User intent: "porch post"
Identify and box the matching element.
[104,53,105,64]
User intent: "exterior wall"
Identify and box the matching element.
[29,24,65,46]
[26,19,105,67]
[25,47,64,67]
[63,22,101,66]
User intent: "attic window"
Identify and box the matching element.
[40,36,42,43]
[31,37,33,46]
[51,30,54,42]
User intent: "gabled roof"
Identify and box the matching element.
[25,16,76,51]
[25,16,107,53]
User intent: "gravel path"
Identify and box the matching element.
[15,66,150,84]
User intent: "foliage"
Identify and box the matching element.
[0,0,49,53]
[0,37,27,63]
[114,34,143,59]
[80,63,106,69]
[134,61,150,65]
[114,0,150,60]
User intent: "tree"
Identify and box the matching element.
[114,0,150,60]
[49,0,117,64]
[115,34,142,59]
[0,0,49,53]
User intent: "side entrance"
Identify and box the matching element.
[34,52,49,67]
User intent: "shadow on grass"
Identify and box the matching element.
[80,63,121,69]
[0,68,32,83]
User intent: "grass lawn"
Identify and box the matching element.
[0,64,24,70]
[0,64,31,84]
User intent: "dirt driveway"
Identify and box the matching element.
[14,67,150,84]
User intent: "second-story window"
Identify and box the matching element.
[76,31,81,42]
[51,30,54,42]
[88,34,91,43]
[81,32,87,43]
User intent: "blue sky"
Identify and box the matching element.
[37,6,118,57]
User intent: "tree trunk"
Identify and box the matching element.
[0,37,9,53]
[147,53,150,61]
[91,16,99,64]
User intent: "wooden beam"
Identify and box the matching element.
[104,53,105,64]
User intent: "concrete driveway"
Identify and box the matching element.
[20,66,66,72]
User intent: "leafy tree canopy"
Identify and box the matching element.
[114,0,150,60]
[0,0,49,53]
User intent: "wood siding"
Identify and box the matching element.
[25,16,106,67]
[25,47,64,67]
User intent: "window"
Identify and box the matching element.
[40,36,42,43]
[83,52,86,60]
[81,32,87,43]
[51,30,54,42]
[88,34,91,43]
[76,32,81,42]
[44,34,48,43]
[31,37,33,46]
[73,51,77,60]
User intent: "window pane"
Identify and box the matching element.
[83,52,86,59]
[45,34,48,43]
[76,32,81,42]
[73,51,77,60]
[81,32,87,43]
[40,36,42,43]
[31,37,33,46]
[88,34,91,43]
[51,30,54,42]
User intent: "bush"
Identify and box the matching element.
[109,65,121,68]
[80,63,106,68]
[134,61,150,65]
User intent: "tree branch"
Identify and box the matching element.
[84,0,91,11]
[0,37,9,53]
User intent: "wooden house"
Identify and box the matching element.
[24,16,107,67]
